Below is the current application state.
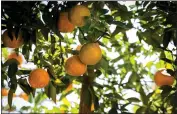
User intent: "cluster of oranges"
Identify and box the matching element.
[65,43,102,76]
[2,3,175,97]
[1,4,93,90]
[58,5,90,33]
[58,5,102,76]
[2,29,50,89]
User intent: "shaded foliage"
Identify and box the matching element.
[1,1,177,113]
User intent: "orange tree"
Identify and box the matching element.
[1,1,177,113]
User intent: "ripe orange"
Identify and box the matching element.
[69,5,90,27]
[28,68,50,88]
[2,30,24,48]
[7,52,23,65]
[65,55,87,76]
[19,93,29,101]
[79,43,102,65]
[154,69,175,86]
[1,88,8,96]
[1,88,16,97]
[58,12,75,33]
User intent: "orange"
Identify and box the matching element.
[1,88,16,97]
[19,93,29,101]
[65,83,73,93]
[79,43,102,65]
[1,88,8,96]
[65,55,87,76]
[58,12,75,33]
[69,5,90,27]
[28,68,50,88]
[2,30,24,48]
[154,69,175,86]
[76,45,82,51]
[7,52,23,65]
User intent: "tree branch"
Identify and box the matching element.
[96,29,108,42]
[79,27,87,40]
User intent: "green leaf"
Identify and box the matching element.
[95,56,109,73]
[146,2,156,10]
[160,85,173,98]
[146,61,153,69]
[166,69,175,76]
[105,15,114,24]
[127,97,141,103]
[108,107,118,114]
[112,21,133,29]
[45,84,50,99]
[143,1,150,7]
[50,82,57,103]
[41,28,49,41]
[111,55,124,63]
[50,34,56,54]
[120,103,131,111]
[35,92,46,105]
[18,78,34,95]
[59,90,73,101]
[8,61,18,79]
[163,31,172,48]
[17,70,31,74]
[135,106,147,114]
[22,44,28,56]
[20,106,31,111]
[111,26,126,37]
[160,58,174,64]
[139,86,148,105]
[47,65,57,79]
[93,82,104,89]
[8,89,14,108]
[3,58,19,67]
[100,9,109,14]
[2,48,8,59]
[128,72,138,83]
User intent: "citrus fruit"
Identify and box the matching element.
[1,88,8,96]
[65,55,87,76]
[69,5,90,27]
[58,12,75,33]
[28,68,50,88]
[19,93,29,101]
[1,88,16,97]
[2,30,24,48]
[7,52,23,65]
[79,43,102,65]
[154,69,175,86]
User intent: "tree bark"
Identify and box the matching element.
[79,67,95,114]
[79,83,92,114]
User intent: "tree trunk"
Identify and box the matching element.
[79,83,92,114]
[79,67,95,114]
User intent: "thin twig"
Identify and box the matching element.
[78,27,87,40]
[96,29,108,42]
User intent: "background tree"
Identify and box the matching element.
[1,1,177,113]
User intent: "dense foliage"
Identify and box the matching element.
[1,1,177,113]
